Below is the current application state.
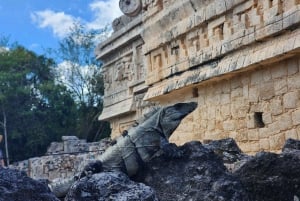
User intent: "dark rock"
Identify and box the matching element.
[134,141,249,201]
[204,138,247,163]
[203,138,251,172]
[0,167,59,201]
[65,171,158,201]
[234,151,300,201]
[282,138,300,153]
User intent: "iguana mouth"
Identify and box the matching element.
[173,102,198,118]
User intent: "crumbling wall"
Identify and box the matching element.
[12,136,111,180]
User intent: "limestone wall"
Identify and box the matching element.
[11,137,110,180]
[165,57,300,154]
[96,0,300,153]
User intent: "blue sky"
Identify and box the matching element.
[0,0,122,54]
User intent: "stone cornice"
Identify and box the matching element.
[144,28,300,100]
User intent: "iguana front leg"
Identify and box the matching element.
[76,160,103,179]
[160,137,184,158]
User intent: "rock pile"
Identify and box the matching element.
[1,138,300,201]
[65,171,158,201]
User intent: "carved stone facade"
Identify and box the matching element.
[96,0,300,154]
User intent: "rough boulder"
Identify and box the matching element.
[234,151,300,201]
[134,141,249,201]
[0,167,59,201]
[65,171,158,201]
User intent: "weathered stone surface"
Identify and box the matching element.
[96,0,300,152]
[0,167,59,201]
[134,141,249,201]
[12,137,111,182]
[203,138,247,163]
[50,138,300,200]
[65,171,158,201]
[234,151,300,201]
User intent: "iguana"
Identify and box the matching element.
[49,102,197,197]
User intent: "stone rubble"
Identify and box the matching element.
[2,138,300,201]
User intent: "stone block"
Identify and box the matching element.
[282,6,300,30]
[220,93,231,104]
[283,91,299,109]
[285,129,298,140]
[231,87,243,99]
[259,138,270,151]
[223,120,236,131]
[271,64,288,79]
[247,114,256,129]
[270,98,283,116]
[264,6,282,25]
[292,109,300,126]
[297,127,300,138]
[288,75,300,90]
[262,112,272,124]
[274,78,287,95]
[207,120,216,131]
[278,113,293,131]
[215,0,227,15]
[243,85,249,98]
[221,81,231,93]
[228,131,238,139]
[248,129,259,140]
[249,141,260,152]
[236,130,248,142]
[220,104,231,119]
[199,108,208,120]
[287,59,299,75]
[231,98,249,118]
[259,82,275,100]
[205,3,217,20]
[238,142,252,153]
[262,68,272,82]
[237,119,246,130]
[249,87,259,102]
[249,9,262,27]
[269,133,286,150]
[233,0,254,14]
[207,107,216,119]
[268,121,281,135]
[250,70,263,86]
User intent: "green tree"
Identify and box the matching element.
[0,46,77,162]
[52,23,110,141]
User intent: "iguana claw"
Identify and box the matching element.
[78,160,103,179]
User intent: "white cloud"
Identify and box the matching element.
[86,0,122,30]
[31,10,79,38]
[31,1,123,38]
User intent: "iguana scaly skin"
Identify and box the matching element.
[49,102,197,197]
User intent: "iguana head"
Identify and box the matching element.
[158,102,198,139]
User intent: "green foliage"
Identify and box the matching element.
[52,23,111,142]
[0,24,111,162]
[0,46,78,161]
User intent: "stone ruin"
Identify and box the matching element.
[3,137,300,201]
[97,0,300,155]
[2,1,300,200]
[11,136,111,181]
